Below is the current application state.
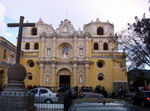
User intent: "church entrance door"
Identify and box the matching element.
[59,75,70,86]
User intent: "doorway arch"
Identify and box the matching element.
[57,68,71,87]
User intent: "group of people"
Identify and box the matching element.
[25,85,38,90]
[118,86,126,98]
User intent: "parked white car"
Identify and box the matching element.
[29,87,60,103]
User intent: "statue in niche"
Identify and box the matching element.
[64,25,67,32]
[62,46,68,59]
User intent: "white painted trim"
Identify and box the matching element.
[113,81,128,82]
[114,67,126,68]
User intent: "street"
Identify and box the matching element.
[133,104,150,111]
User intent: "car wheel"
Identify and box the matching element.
[141,101,145,107]
[45,99,53,104]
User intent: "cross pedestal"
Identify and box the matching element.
[0,16,36,111]
[0,64,36,111]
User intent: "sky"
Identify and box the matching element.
[0,0,149,45]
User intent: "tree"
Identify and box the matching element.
[117,14,150,69]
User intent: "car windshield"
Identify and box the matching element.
[84,94,104,98]
[75,106,137,111]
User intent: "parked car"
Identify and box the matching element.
[79,87,93,97]
[29,87,60,103]
[131,90,150,107]
[69,98,139,111]
[83,93,105,98]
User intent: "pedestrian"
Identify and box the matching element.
[123,89,126,98]
[119,86,124,98]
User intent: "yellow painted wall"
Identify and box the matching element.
[90,58,115,93]
[21,58,40,86]
[0,37,17,89]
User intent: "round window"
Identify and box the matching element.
[97,73,104,81]
[27,73,33,80]
[27,60,35,68]
[97,60,105,68]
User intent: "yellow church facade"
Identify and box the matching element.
[0,36,16,89]
[20,18,127,93]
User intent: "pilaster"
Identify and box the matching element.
[51,63,56,86]
[30,42,34,50]
[100,40,103,51]
[39,63,44,86]
[85,37,89,61]
[21,42,25,50]
[73,37,77,61]
[40,37,45,60]
[52,37,56,60]
[85,63,90,86]
[72,63,77,86]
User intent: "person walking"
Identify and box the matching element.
[119,86,124,98]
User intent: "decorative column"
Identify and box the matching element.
[51,63,56,86]
[39,63,44,86]
[30,42,34,50]
[73,37,77,61]
[52,37,56,60]
[100,40,103,51]
[85,63,90,86]
[85,36,89,61]
[73,63,77,86]
[109,41,112,51]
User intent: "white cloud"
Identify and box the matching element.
[0,2,5,35]
[1,0,150,36]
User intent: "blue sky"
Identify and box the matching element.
[0,0,150,45]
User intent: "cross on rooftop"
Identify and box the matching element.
[7,16,35,64]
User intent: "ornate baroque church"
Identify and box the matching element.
[21,18,127,93]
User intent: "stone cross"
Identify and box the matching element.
[7,16,35,64]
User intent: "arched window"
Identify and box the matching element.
[97,27,104,35]
[94,42,99,50]
[34,42,39,50]
[31,27,37,35]
[103,43,108,50]
[25,43,30,50]
[3,50,7,59]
